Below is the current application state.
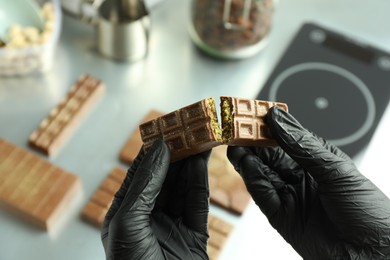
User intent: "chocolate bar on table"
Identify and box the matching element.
[81,167,126,227]
[29,74,105,156]
[0,138,81,230]
[220,96,288,146]
[208,214,234,260]
[139,98,223,162]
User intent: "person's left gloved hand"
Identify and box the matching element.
[101,139,210,260]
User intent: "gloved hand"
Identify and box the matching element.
[102,139,210,260]
[227,106,390,259]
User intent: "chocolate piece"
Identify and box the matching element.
[29,74,105,156]
[81,202,107,228]
[209,145,250,215]
[81,166,126,227]
[139,98,223,162]
[0,139,81,230]
[220,96,288,146]
[120,110,164,164]
[207,214,234,260]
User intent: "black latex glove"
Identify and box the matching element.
[102,139,210,260]
[227,106,390,259]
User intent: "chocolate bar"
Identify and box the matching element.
[139,97,288,161]
[0,139,81,230]
[81,167,126,227]
[29,74,105,156]
[209,145,250,215]
[139,98,223,162]
[208,214,234,260]
[120,110,164,164]
[220,96,288,146]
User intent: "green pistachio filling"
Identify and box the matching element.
[220,97,233,143]
[207,98,223,142]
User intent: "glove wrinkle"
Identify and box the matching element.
[152,212,196,260]
[120,140,170,216]
[102,146,148,243]
[267,106,346,175]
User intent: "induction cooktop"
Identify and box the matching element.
[257,22,390,158]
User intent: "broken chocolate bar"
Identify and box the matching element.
[220,96,288,146]
[0,138,81,230]
[139,97,223,162]
[29,74,105,156]
[139,97,288,161]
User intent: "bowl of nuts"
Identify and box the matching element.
[0,0,61,76]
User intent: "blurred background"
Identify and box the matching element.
[1,0,390,259]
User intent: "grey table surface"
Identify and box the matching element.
[1,0,390,259]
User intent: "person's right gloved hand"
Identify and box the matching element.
[101,139,210,260]
[227,106,390,259]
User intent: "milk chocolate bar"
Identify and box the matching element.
[139,98,223,162]
[209,145,250,215]
[120,110,164,164]
[220,96,288,146]
[81,167,126,227]
[208,214,234,260]
[0,139,81,230]
[139,97,288,161]
[29,74,105,156]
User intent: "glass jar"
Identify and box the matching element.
[189,0,274,59]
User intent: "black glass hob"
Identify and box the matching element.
[257,22,390,158]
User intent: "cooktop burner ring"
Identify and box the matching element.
[268,62,376,147]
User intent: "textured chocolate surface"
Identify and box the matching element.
[221,96,288,146]
[29,74,105,156]
[139,98,222,162]
[0,139,81,230]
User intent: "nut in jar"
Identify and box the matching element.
[0,1,60,76]
[189,0,274,59]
